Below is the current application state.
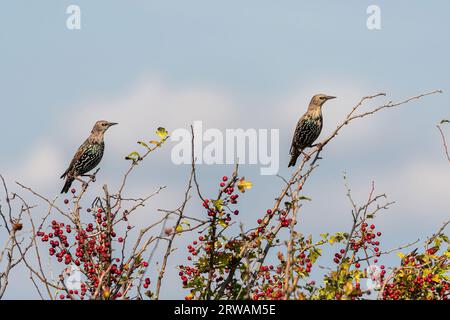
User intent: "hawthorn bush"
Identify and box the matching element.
[0,91,448,300]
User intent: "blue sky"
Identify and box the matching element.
[0,1,449,299]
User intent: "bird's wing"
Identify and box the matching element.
[60,141,87,179]
[290,114,307,154]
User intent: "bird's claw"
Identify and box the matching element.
[312,142,323,150]
[302,151,311,161]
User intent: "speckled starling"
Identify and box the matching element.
[288,94,336,167]
[60,120,118,193]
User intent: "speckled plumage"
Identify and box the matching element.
[288,94,335,167]
[60,120,117,193]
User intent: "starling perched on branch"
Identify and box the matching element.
[60,120,118,193]
[288,94,336,167]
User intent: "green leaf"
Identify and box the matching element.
[218,219,228,228]
[181,220,191,227]
[125,151,141,161]
[138,141,150,149]
[213,199,223,212]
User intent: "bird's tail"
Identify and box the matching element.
[288,151,300,167]
[61,177,74,194]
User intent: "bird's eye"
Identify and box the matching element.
[320,97,325,100]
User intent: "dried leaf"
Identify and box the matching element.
[237,177,253,193]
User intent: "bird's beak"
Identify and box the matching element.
[108,122,118,127]
[325,96,336,100]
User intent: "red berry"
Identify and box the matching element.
[64,199,69,204]
[118,237,124,243]
[222,176,228,182]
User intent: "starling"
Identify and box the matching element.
[60,120,118,193]
[288,94,336,167]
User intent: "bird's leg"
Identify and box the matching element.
[301,150,310,161]
[81,168,100,182]
[75,176,89,188]
[311,142,323,151]
[81,174,96,182]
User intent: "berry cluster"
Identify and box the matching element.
[36,191,151,299]
[334,223,383,266]
[252,264,284,300]
[382,249,449,300]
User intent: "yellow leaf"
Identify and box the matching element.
[185,293,194,300]
[218,219,228,228]
[103,287,111,299]
[397,252,405,259]
[176,225,183,233]
[344,281,353,295]
[341,262,350,272]
[237,178,253,193]
[156,127,168,139]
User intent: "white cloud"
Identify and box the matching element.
[377,156,450,215]
[62,77,241,155]
[8,140,65,190]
